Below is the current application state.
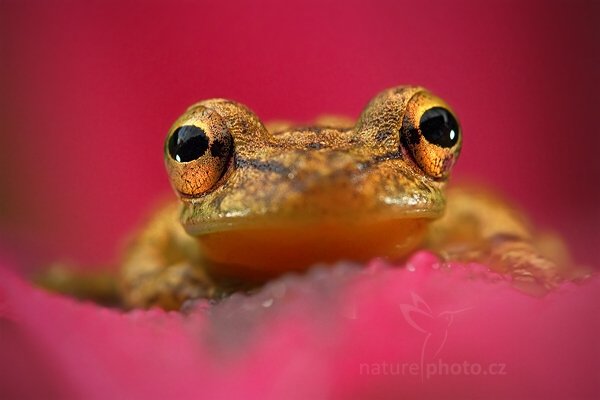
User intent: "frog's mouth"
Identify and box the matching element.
[191,215,434,282]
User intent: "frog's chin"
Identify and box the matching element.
[191,216,434,282]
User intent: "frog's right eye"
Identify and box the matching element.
[164,106,233,197]
[168,125,210,163]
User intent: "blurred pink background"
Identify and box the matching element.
[1,0,599,270]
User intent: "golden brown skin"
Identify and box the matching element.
[119,86,570,310]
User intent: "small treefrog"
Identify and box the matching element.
[115,86,571,310]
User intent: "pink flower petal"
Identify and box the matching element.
[1,252,598,399]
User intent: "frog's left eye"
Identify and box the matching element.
[401,92,462,179]
[165,106,233,197]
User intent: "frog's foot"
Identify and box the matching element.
[433,236,565,293]
[487,239,563,291]
[35,262,120,306]
[121,262,216,310]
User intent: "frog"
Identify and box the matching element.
[111,85,573,310]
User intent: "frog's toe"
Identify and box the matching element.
[489,241,564,291]
[122,263,215,310]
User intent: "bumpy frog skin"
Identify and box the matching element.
[118,86,570,310]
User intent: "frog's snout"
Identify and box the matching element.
[284,151,364,191]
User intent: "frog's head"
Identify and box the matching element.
[164,86,461,279]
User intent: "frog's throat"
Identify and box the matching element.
[191,215,434,281]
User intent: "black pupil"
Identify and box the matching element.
[168,125,209,162]
[419,107,459,148]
